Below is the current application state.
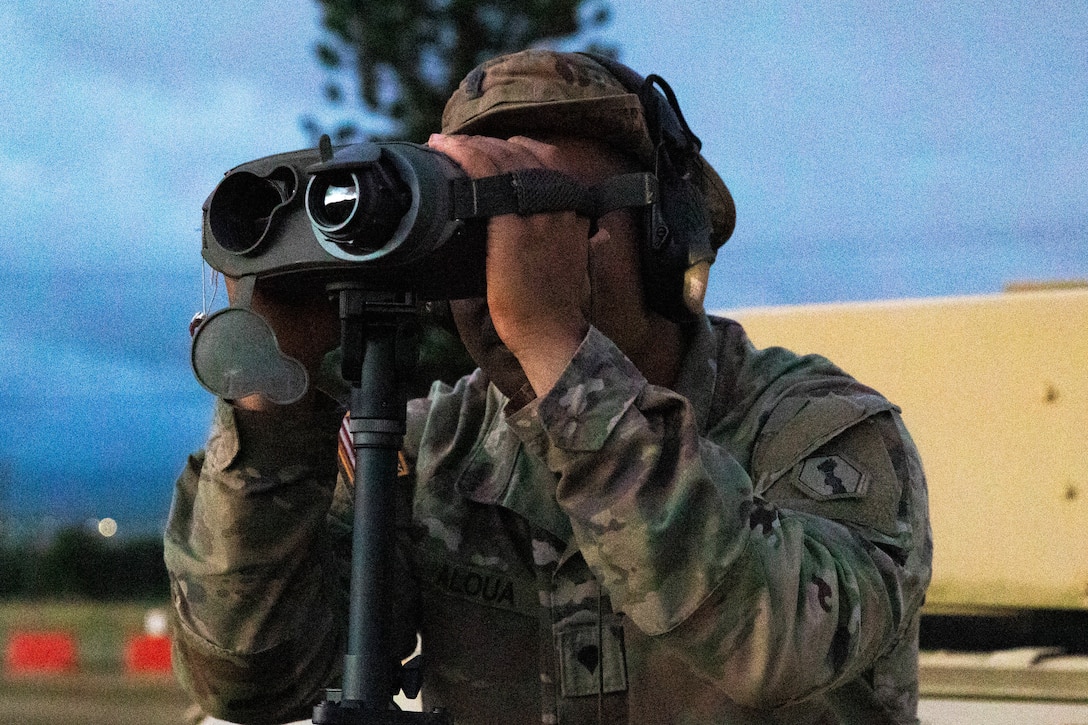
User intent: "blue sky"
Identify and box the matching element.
[0,1,1084,534]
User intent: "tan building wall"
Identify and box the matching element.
[720,287,1088,612]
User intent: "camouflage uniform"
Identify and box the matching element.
[166,315,932,724]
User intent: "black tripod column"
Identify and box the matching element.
[315,287,453,724]
[343,323,403,705]
[338,287,413,709]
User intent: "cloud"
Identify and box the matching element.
[0,271,212,529]
[6,2,327,95]
[610,0,1088,259]
[0,1,338,273]
[0,0,1086,531]
[0,2,344,529]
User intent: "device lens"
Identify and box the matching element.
[309,172,360,230]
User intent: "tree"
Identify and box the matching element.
[22,526,169,601]
[302,0,615,392]
[304,0,614,144]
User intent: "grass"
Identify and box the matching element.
[0,600,195,725]
[0,599,169,673]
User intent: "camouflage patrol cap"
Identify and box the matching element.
[442,49,736,250]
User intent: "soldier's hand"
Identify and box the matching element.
[427,134,593,396]
[225,277,340,411]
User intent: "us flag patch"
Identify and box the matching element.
[338,412,411,484]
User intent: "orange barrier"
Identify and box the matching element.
[5,631,78,673]
[123,634,172,674]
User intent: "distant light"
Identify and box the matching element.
[97,518,118,537]
[144,608,169,637]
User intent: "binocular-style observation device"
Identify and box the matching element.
[193,137,656,405]
[202,139,491,300]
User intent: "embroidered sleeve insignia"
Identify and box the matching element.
[796,453,868,500]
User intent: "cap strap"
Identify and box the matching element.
[593,172,659,215]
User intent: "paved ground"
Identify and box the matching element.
[919,698,1088,724]
[6,674,1088,725]
[0,673,194,725]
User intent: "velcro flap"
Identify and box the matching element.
[771,418,904,538]
[752,393,905,538]
[753,393,898,488]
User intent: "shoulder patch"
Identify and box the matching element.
[753,392,898,488]
[796,453,869,500]
[762,416,904,538]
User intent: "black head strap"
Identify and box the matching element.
[578,53,716,321]
[451,170,657,221]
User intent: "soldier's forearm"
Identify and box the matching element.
[164,399,347,718]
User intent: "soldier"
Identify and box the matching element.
[166,49,932,724]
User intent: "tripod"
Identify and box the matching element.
[312,285,452,724]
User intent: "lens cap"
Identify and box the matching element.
[207,166,298,255]
[191,307,309,405]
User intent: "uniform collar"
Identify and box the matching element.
[670,315,718,434]
[452,385,575,542]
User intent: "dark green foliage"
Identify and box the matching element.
[0,545,29,597]
[1,527,169,601]
[305,0,614,143]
